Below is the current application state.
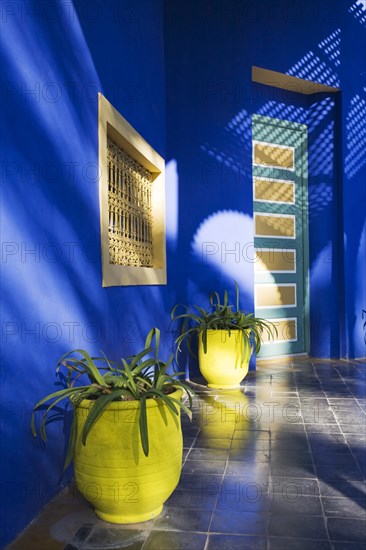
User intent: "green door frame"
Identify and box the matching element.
[252,114,310,357]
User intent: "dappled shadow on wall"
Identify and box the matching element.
[345,94,366,179]
[200,108,251,183]
[318,28,341,68]
[308,97,335,128]
[349,0,366,27]
[307,183,333,218]
[287,51,340,88]
[307,97,335,218]
[309,122,334,176]
[255,101,306,124]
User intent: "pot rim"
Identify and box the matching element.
[74,386,183,410]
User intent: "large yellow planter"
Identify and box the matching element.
[73,388,183,523]
[198,330,251,389]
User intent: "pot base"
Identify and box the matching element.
[207,383,242,390]
[95,504,163,524]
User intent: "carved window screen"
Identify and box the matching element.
[107,139,153,267]
[99,93,166,287]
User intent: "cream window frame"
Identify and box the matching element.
[98,93,166,287]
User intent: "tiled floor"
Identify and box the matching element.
[7,358,366,550]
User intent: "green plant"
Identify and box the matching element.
[171,282,277,361]
[31,328,194,469]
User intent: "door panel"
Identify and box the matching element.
[254,178,295,204]
[254,213,296,238]
[255,284,297,309]
[252,115,309,357]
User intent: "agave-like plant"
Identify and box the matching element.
[171,282,277,362]
[31,328,195,470]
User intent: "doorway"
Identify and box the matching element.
[252,114,309,357]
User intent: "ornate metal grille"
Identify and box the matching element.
[107,138,153,267]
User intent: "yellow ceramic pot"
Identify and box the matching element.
[73,388,183,523]
[198,330,251,389]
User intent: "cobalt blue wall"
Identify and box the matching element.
[340,3,366,359]
[0,1,170,546]
[1,0,365,546]
[164,0,257,375]
[307,92,344,358]
[164,0,366,359]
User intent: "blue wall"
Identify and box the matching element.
[340,3,366,358]
[164,0,366,359]
[307,92,344,358]
[1,0,365,546]
[0,1,170,546]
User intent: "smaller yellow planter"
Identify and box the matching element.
[198,330,251,389]
[73,389,183,524]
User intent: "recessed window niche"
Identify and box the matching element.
[98,93,166,287]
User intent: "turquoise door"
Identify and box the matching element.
[252,115,309,357]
